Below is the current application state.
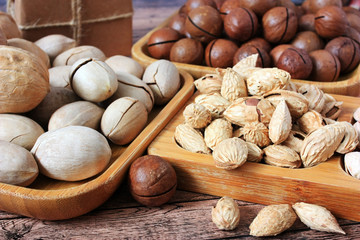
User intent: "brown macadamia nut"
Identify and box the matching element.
[346,13,360,33]
[238,0,277,16]
[325,36,360,73]
[291,31,324,53]
[224,7,258,42]
[233,45,271,67]
[302,0,311,14]
[309,49,341,82]
[184,0,217,14]
[299,14,316,32]
[269,44,292,65]
[219,0,243,18]
[185,5,223,43]
[205,38,238,67]
[168,13,187,36]
[277,47,313,79]
[213,0,226,10]
[170,38,204,65]
[309,0,342,14]
[128,155,177,207]
[243,38,272,53]
[147,27,181,59]
[314,5,349,39]
[262,7,298,44]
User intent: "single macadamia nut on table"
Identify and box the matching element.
[31,126,111,181]
[0,114,44,150]
[0,46,49,114]
[128,155,177,207]
[101,97,148,145]
[70,58,118,102]
[105,55,144,79]
[142,60,181,105]
[35,34,76,62]
[0,140,39,186]
[53,45,106,67]
[147,27,181,59]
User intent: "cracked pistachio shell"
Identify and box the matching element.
[264,145,301,168]
[48,101,105,131]
[249,204,297,237]
[142,60,180,105]
[195,93,230,118]
[204,118,233,150]
[212,137,248,170]
[105,55,144,79]
[183,103,212,129]
[269,100,292,144]
[101,97,148,145]
[70,58,118,102]
[174,123,211,154]
[194,73,223,94]
[0,114,44,150]
[297,110,324,134]
[321,94,342,120]
[106,71,154,112]
[212,196,240,230]
[292,202,345,235]
[220,67,247,102]
[31,126,111,181]
[53,45,106,67]
[0,46,49,114]
[333,121,359,154]
[344,151,360,179]
[300,123,345,167]
[49,66,72,89]
[297,84,325,113]
[35,34,76,61]
[0,140,38,186]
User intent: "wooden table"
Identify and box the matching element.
[0,0,360,239]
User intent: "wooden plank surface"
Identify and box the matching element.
[1,0,360,239]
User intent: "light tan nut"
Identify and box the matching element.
[297,84,325,113]
[249,204,297,237]
[35,34,76,61]
[246,142,263,163]
[183,103,212,129]
[321,94,342,120]
[105,55,144,79]
[344,151,360,179]
[239,122,271,148]
[292,202,345,235]
[233,53,259,74]
[174,123,210,154]
[333,121,359,154]
[212,196,240,231]
[282,131,306,153]
[194,73,223,94]
[53,45,106,66]
[220,67,247,102]
[204,118,233,150]
[269,100,292,144]
[212,138,248,170]
[286,80,298,92]
[297,110,325,134]
[354,122,360,148]
[195,93,230,118]
[300,123,345,167]
[49,66,72,89]
[354,108,360,122]
[0,140,38,186]
[264,145,301,168]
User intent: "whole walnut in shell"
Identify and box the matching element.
[0,46,49,113]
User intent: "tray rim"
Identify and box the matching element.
[0,70,195,220]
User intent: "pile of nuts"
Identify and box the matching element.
[174,54,360,170]
[0,11,181,186]
[147,0,360,82]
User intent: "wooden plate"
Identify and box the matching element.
[0,70,195,220]
[131,11,360,97]
[147,91,360,222]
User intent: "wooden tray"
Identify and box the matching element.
[148,91,360,222]
[0,70,195,220]
[132,11,360,97]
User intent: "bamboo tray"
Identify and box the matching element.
[148,91,360,222]
[132,11,360,97]
[0,70,195,220]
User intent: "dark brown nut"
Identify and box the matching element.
[262,7,298,44]
[291,31,324,53]
[0,29,6,45]
[168,13,187,36]
[346,13,360,34]
[214,0,226,10]
[309,49,341,82]
[238,0,277,16]
[302,0,311,14]
[277,47,313,79]
[205,38,238,68]
[128,155,177,207]
[184,0,217,14]
[170,38,204,65]
[345,27,360,46]
[325,36,360,73]
[147,27,181,59]
[276,0,302,18]
[233,45,271,67]
[343,6,360,17]
[224,7,258,42]
[243,38,272,53]
[185,5,223,43]
[219,0,243,19]
[299,14,316,32]
[309,0,343,14]
[269,44,292,65]
[0,12,22,39]
[314,5,349,39]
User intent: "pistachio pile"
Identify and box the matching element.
[0,14,181,186]
[175,54,359,170]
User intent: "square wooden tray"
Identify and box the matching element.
[0,70,195,220]
[148,91,360,222]
[131,11,360,97]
